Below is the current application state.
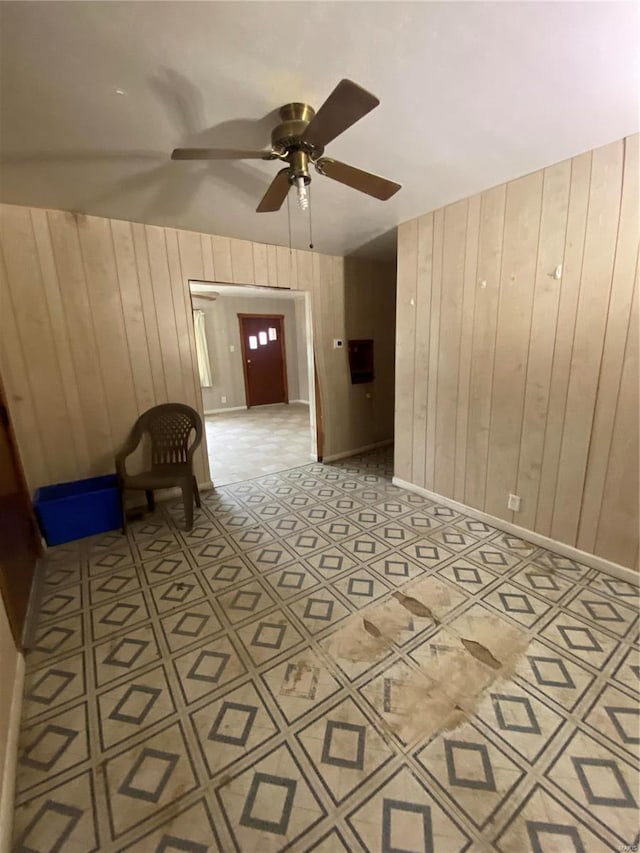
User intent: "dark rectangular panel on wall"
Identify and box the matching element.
[348,339,374,384]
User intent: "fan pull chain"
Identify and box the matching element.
[287,190,292,253]
[308,184,314,250]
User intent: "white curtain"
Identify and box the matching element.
[193,309,212,387]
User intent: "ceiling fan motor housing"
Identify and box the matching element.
[271,102,324,169]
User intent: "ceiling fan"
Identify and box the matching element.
[171,79,401,213]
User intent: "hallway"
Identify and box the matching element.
[205,403,313,486]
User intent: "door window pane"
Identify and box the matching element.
[268,327,277,341]
[258,331,267,345]
[248,335,258,350]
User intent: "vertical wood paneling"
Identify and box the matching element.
[372,262,397,442]
[176,230,208,483]
[201,233,215,281]
[266,244,278,287]
[165,230,199,410]
[175,231,205,410]
[76,216,139,451]
[211,235,232,283]
[434,199,468,495]
[295,250,313,292]
[578,135,639,551]
[132,222,168,403]
[551,141,624,544]
[288,250,299,291]
[410,214,433,488]
[276,246,292,288]
[424,209,444,490]
[145,225,184,401]
[30,209,90,476]
[595,281,639,565]
[453,195,480,502]
[229,238,255,285]
[515,160,571,529]
[252,242,269,286]
[47,211,114,474]
[397,133,638,571]
[535,152,591,534]
[393,219,418,482]
[464,184,506,508]
[111,219,156,413]
[0,246,49,486]
[485,172,543,520]
[0,206,74,483]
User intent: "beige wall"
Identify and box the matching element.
[395,134,639,571]
[192,291,308,412]
[0,203,396,489]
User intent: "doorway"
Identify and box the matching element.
[189,282,320,486]
[238,314,288,407]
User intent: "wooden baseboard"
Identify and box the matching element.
[324,439,393,463]
[0,652,24,852]
[392,477,638,585]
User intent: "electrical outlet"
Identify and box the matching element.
[229,345,235,352]
[507,493,521,512]
[221,396,227,404]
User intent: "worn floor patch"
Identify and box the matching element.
[392,591,438,621]
[460,637,502,670]
[326,594,530,744]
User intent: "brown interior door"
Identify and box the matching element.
[0,376,41,647]
[238,314,288,407]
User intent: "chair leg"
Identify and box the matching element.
[192,476,201,509]
[119,483,127,534]
[181,481,194,531]
[146,490,155,512]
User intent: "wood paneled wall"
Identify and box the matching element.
[0,204,395,490]
[395,135,639,570]
[345,258,397,446]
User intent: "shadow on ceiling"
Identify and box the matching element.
[0,67,285,217]
[347,226,398,261]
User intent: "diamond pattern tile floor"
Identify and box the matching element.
[13,447,640,852]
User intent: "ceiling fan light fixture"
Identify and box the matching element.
[295,176,309,210]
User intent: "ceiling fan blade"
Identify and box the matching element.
[302,80,379,148]
[171,147,273,160]
[256,168,291,212]
[315,158,401,200]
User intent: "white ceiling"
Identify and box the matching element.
[1,2,638,259]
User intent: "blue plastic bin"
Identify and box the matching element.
[34,474,122,546]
